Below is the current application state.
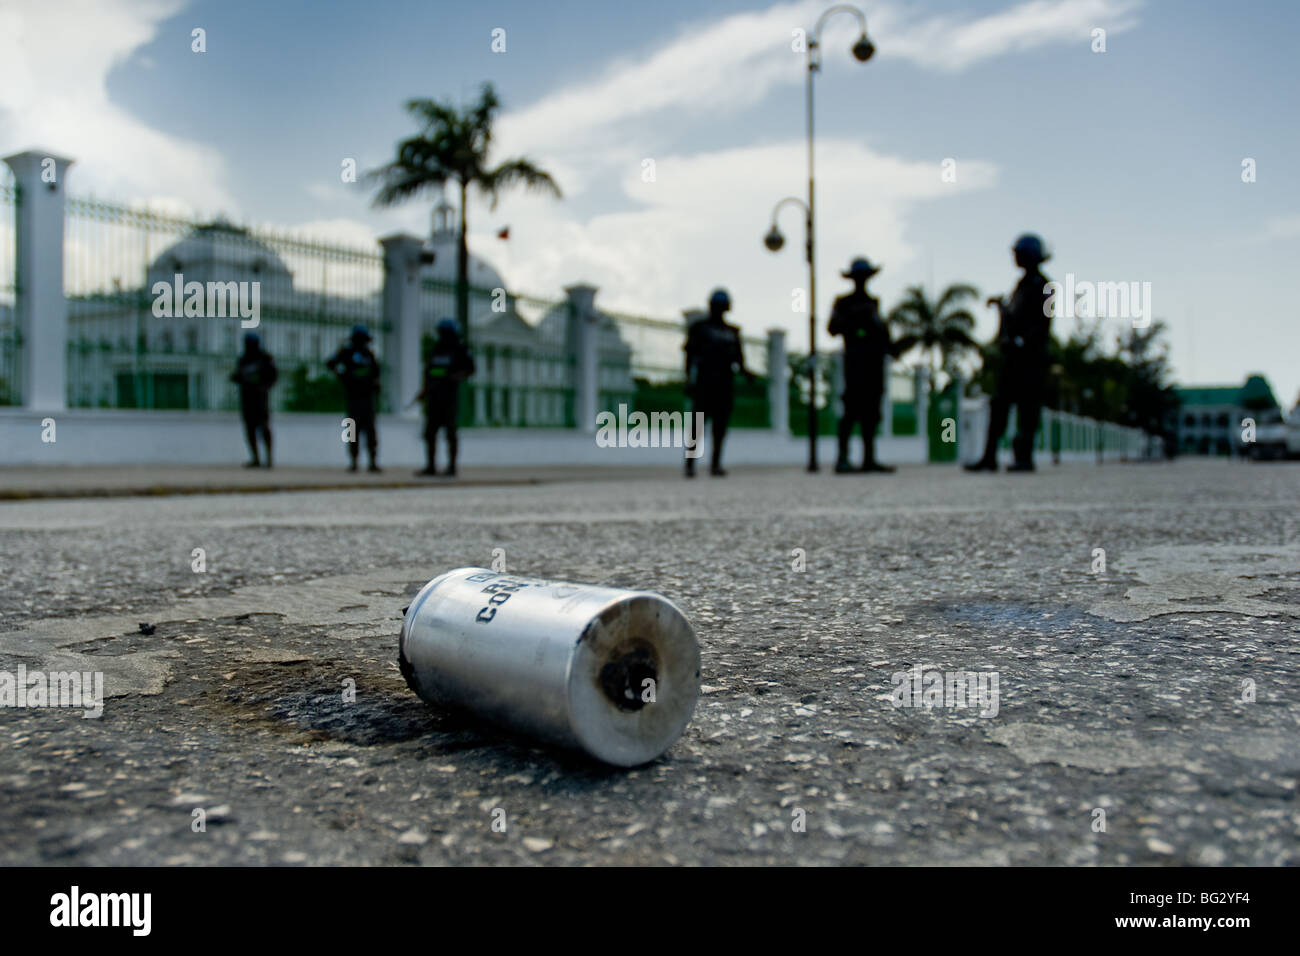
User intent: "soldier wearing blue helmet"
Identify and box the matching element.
[328,324,382,472]
[965,234,1054,472]
[683,288,753,476]
[230,331,278,468]
[414,318,475,477]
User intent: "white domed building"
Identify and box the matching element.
[418,199,633,427]
[63,206,637,423]
[422,201,511,308]
[67,220,383,410]
[537,300,635,417]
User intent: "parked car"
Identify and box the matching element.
[1250,407,1300,460]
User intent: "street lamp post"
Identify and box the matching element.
[764,195,810,445]
[765,4,874,472]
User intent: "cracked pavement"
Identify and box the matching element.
[1,459,1297,865]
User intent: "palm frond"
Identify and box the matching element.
[479,158,563,209]
[405,98,462,134]
[934,283,979,314]
[370,83,560,235]
[467,84,501,146]
[941,308,977,330]
[939,327,978,348]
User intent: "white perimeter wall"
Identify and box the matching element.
[0,409,929,468]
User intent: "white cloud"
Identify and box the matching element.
[278,217,382,252]
[1262,214,1300,241]
[496,0,1145,169]
[0,0,237,213]
[1,0,1141,354]
[488,140,996,340]
[471,0,1142,347]
[886,0,1143,71]
[1221,213,1300,247]
[496,0,818,167]
[304,182,338,204]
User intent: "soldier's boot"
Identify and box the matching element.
[243,423,261,467]
[445,432,458,477]
[416,439,437,477]
[861,437,894,473]
[835,421,855,473]
[684,423,700,477]
[711,419,730,476]
[863,442,894,470]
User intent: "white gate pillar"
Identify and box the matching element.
[949,372,966,461]
[566,284,598,433]
[914,365,930,459]
[830,351,844,422]
[767,328,788,434]
[380,233,427,421]
[4,149,74,411]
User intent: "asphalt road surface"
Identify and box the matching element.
[1,459,1297,865]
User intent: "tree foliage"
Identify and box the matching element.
[369,83,561,345]
[973,315,1180,438]
[886,283,981,383]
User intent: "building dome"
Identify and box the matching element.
[421,199,507,293]
[147,220,294,291]
[537,303,632,360]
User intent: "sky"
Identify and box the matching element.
[2,0,1297,405]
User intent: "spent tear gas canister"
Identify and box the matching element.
[399,568,701,767]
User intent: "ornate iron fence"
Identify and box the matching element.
[417,278,578,427]
[59,191,774,428]
[63,195,386,411]
[0,169,19,406]
[606,307,772,429]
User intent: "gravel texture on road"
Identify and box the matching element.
[1,459,1297,865]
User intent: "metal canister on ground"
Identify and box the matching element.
[399,568,701,767]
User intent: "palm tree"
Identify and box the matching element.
[887,283,980,385]
[369,83,561,346]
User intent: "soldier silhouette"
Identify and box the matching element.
[328,324,382,472]
[828,257,914,473]
[414,318,475,478]
[230,331,277,468]
[684,289,753,477]
[965,234,1053,472]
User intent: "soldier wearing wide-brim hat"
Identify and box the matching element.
[841,257,881,281]
[828,257,913,473]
